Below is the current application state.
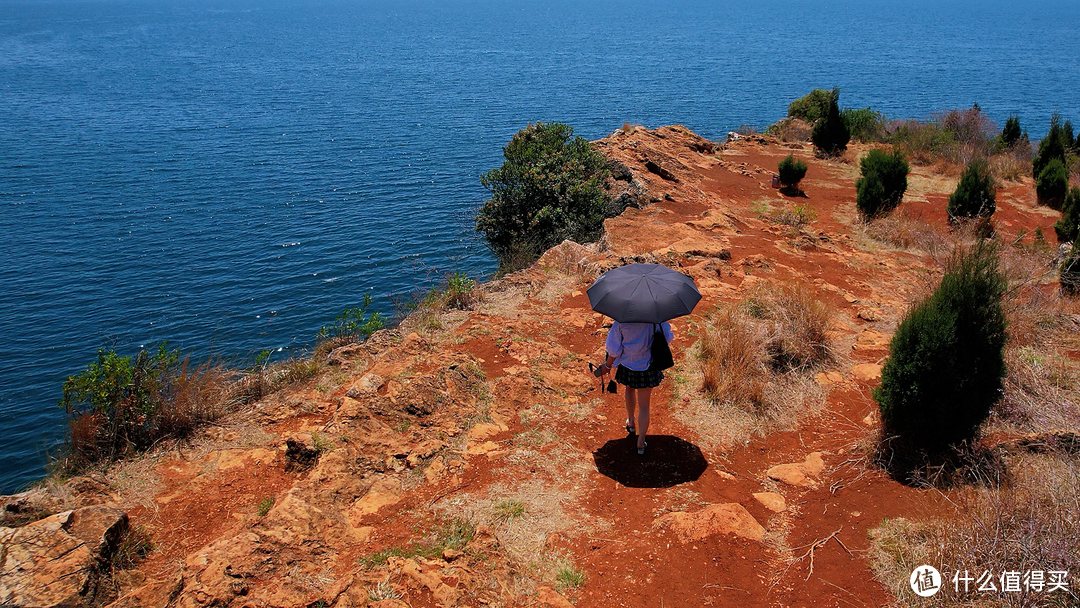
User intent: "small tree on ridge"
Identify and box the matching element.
[947,157,996,224]
[811,88,850,156]
[856,149,909,219]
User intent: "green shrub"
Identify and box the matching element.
[1054,187,1080,242]
[476,122,612,273]
[1000,115,1023,148]
[443,272,476,310]
[1033,114,1070,180]
[1062,237,1080,296]
[777,154,808,189]
[787,89,833,123]
[842,107,886,142]
[810,88,850,156]
[856,149,909,219]
[316,293,385,343]
[947,157,996,223]
[60,344,180,464]
[874,242,1007,452]
[1036,157,1068,209]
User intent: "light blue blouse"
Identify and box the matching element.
[605,321,674,371]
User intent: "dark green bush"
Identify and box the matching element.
[856,149,909,219]
[1036,157,1068,209]
[874,242,1007,452]
[1062,237,1080,295]
[842,107,886,142]
[787,89,833,123]
[1000,115,1022,148]
[476,122,612,272]
[1032,114,1070,180]
[1054,187,1080,243]
[777,154,808,190]
[947,157,996,223]
[810,88,850,156]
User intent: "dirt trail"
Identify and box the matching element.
[102,127,1061,608]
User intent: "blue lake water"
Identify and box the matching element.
[1,0,1078,493]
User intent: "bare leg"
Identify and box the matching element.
[636,387,652,450]
[624,386,637,432]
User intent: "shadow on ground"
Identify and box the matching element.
[592,435,708,488]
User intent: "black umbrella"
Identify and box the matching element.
[587,263,701,323]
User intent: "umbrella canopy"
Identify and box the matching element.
[587,263,701,323]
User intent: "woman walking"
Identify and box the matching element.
[594,320,674,455]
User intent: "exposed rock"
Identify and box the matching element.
[767,452,826,488]
[753,492,787,513]
[655,503,765,543]
[537,585,576,608]
[349,476,403,518]
[1,506,128,608]
[326,342,367,366]
[851,363,883,382]
[644,159,679,182]
[1,488,67,528]
[348,372,385,396]
[814,371,844,386]
[605,158,634,181]
[106,574,183,608]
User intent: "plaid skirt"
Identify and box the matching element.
[615,365,664,389]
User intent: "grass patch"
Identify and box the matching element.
[555,563,585,590]
[311,431,333,453]
[493,500,527,522]
[257,497,274,517]
[112,524,154,570]
[367,581,403,602]
[358,519,476,569]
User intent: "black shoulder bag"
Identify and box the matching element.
[648,324,674,372]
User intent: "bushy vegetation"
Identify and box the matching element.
[1062,237,1080,296]
[856,149,909,219]
[316,293,385,344]
[842,107,887,142]
[476,122,613,272]
[777,154,807,190]
[810,88,850,156]
[787,88,833,123]
[58,344,241,468]
[60,344,180,464]
[888,105,997,166]
[947,157,996,223]
[1036,157,1069,209]
[1055,187,1080,243]
[874,242,1008,454]
[998,115,1023,149]
[1032,113,1073,182]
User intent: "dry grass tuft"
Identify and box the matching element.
[860,211,950,254]
[767,117,814,142]
[682,286,832,448]
[698,306,766,406]
[869,453,1080,607]
[745,282,833,371]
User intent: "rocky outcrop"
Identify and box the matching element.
[1,506,128,608]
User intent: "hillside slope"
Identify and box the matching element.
[2,126,1066,608]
